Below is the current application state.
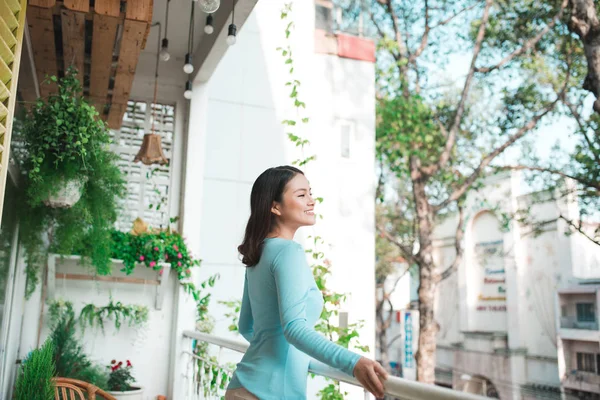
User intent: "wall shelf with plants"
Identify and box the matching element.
[46,254,172,310]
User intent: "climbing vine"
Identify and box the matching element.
[220,4,370,399]
[280,3,369,398]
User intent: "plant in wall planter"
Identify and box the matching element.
[107,360,143,400]
[18,66,126,298]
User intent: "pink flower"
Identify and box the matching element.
[177,261,182,267]
[173,244,179,251]
[177,253,183,259]
[159,268,164,276]
[186,269,191,276]
[149,261,156,268]
[154,247,159,251]
[139,255,145,261]
[164,254,169,260]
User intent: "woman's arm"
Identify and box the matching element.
[272,242,361,377]
[238,270,254,342]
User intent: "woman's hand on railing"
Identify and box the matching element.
[353,357,388,398]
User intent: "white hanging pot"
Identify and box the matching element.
[107,387,144,400]
[43,177,86,208]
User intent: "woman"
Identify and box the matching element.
[225,166,387,400]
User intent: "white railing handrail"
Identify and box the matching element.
[182,330,487,400]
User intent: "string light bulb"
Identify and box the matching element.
[183,53,194,74]
[184,81,193,100]
[204,14,214,35]
[226,0,236,46]
[159,38,170,61]
[160,0,171,61]
[227,24,237,45]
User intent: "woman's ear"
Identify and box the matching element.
[271,201,282,216]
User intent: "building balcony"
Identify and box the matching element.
[563,371,600,394]
[559,317,600,342]
[561,317,600,331]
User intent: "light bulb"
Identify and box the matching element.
[159,38,170,61]
[199,0,220,13]
[227,24,237,46]
[183,53,194,74]
[184,81,193,100]
[204,15,214,35]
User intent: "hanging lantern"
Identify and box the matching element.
[134,133,168,165]
[134,22,168,166]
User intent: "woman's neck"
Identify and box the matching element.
[267,225,297,240]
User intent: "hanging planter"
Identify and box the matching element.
[18,66,126,297]
[43,177,87,208]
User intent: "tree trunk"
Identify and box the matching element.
[376,287,393,373]
[378,325,391,373]
[569,0,600,113]
[411,163,438,384]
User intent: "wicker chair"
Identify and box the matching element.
[53,377,117,400]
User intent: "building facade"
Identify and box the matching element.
[382,172,600,400]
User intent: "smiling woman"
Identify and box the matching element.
[228,166,387,400]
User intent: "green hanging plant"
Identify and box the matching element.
[79,300,149,333]
[18,66,126,298]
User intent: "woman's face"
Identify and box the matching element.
[272,173,316,228]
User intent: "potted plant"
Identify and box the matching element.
[17,66,126,298]
[14,339,55,400]
[107,360,143,399]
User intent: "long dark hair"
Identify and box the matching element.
[238,165,303,266]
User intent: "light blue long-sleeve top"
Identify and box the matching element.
[227,238,361,399]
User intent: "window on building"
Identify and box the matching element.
[576,352,596,373]
[576,303,596,322]
[110,100,175,232]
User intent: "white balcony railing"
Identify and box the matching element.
[182,330,489,400]
[560,316,599,330]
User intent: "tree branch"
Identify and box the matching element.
[560,214,600,247]
[435,202,465,282]
[384,0,409,61]
[432,79,569,213]
[420,0,493,177]
[431,3,478,29]
[562,98,600,165]
[497,165,600,193]
[408,0,430,63]
[378,223,417,265]
[475,0,568,74]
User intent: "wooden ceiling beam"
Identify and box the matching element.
[107,18,147,129]
[27,5,58,97]
[89,13,118,120]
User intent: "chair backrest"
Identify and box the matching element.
[53,377,117,400]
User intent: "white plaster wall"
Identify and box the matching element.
[188,1,377,398]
